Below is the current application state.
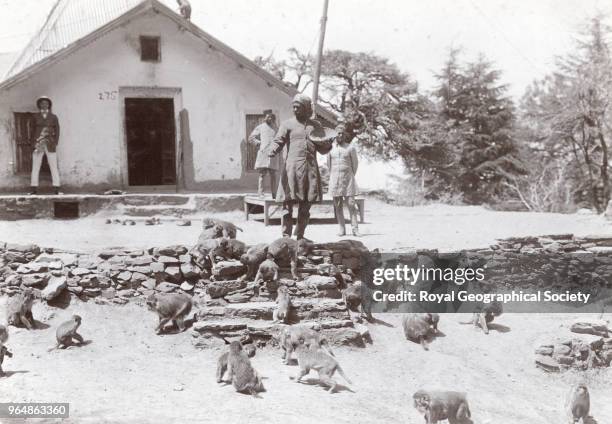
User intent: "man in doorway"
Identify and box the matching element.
[268,94,335,239]
[248,109,279,198]
[30,96,62,195]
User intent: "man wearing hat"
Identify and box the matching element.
[30,96,61,195]
[268,94,335,239]
[248,109,279,198]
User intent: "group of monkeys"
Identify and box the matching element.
[1,287,87,378]
[0,217,599,423]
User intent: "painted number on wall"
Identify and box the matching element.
[98,91,118,100]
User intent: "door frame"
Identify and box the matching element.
[118,86,182,189]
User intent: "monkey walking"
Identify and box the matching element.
[0,325,13,377]
[7,287,37,330]
[267,237,314,281]
[459,301,503,334]
[146,293,193,334]
[413,390,473,424]
[49,315,85,351]
[292,338,352,394]
[272,285,291,323]
[239,243,268,281]
[280,325,334,365]
[201,218,243,239]
[225,341,265,396]
[565,384,590,424]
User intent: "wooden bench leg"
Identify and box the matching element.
[264,202,270,226]
[244,202,249,221]
[358,200,365,223]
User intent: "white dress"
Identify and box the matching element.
[327,143,359,197]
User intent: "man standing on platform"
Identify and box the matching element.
[30,96,62,195]
[268,94,335,239]
[248,109,279,198]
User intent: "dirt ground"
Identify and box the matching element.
[1,201,612,423]
[0,200,611,252]
[0,301,611,424]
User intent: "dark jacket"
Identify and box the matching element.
[33,112,60,152]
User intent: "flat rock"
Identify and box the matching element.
[71,267,92,276]
[212,261,246,280]
[535,355,560,372]
[297,275,338,291]
[180,263,200,280]
[141,279,157,290]
[156,245,188,257]
[41,275,67,301]
[165,266,182,283]
[193,321,248,332]
[157,256,180,265]
[117,288,135,298]
[224,302,274,320]
[157,282,178,293]
[21,273,48,287]
[101,288,116,299]
[570,318,610,337]
[225,292,253,303]
[180,282,195,291]
[206,279,246,298]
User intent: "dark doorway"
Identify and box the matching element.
[125,98,176,186]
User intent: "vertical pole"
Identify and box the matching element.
[311,0,329,118]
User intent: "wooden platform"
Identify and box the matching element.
[244,195,365,226]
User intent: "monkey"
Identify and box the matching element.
[273,285,291,323]
[0,325,13,377]
[317,256,346,288]
[210,238,247,264]
[342,281,372,320]
[402,313,438,350]
[225,341,265,395]
[198,224,224,241]
[565,384,590,424]
[146,293,193,334]
[292,337,352,394]
[239,243,268,281]
[176,0,192,20]
[52,315,84,350]
[202,218,243,239]
[413,390,473,424]
[191,237,222,268]
[254,257,279,285]
[267,237,314,281]
[459,300,503,334]
[216,341,256,383]
[7,287,36,330]
[279,325,334,364]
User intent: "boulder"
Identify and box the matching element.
[41,275,67,301]
[212,261,246,280]
[180,263,200,280]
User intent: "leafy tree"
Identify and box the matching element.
[434,51,525,203]
[519,15,612,212]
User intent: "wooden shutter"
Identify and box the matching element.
[244,114,264,172]
[13,112,34,173]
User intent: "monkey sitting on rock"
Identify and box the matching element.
[0,325,13,377]
[273,285,291,323]
[413,390,473,424]
[239,243,268,281]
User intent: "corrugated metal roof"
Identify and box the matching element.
[6,0,175,78]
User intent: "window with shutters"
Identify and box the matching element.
[244,114,264,172]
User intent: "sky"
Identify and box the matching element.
[0,0,611,100]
